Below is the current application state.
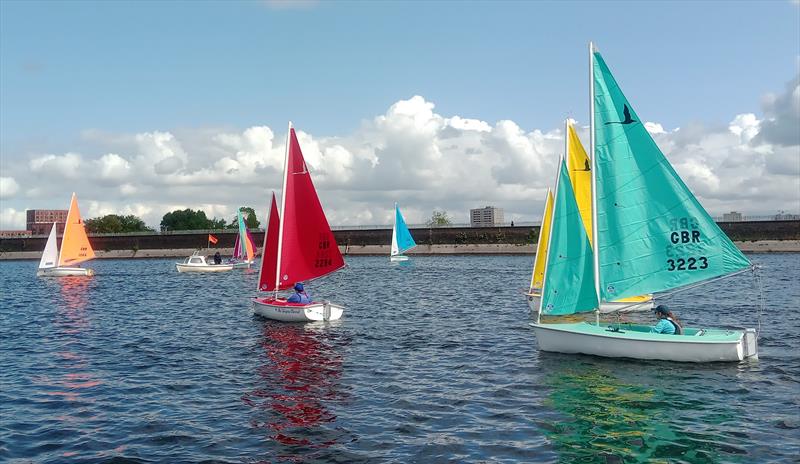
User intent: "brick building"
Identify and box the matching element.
[27,209,68,235]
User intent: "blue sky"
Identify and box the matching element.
[0,0,798,228]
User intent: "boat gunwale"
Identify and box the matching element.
[530,322,745,344]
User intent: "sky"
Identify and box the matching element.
[1,0,799,229]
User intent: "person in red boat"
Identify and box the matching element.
[287,282,311,304]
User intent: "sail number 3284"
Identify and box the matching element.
[667,257,707,271]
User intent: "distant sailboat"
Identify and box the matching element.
[526,121,653,313]
[253,123,346,322]
[230,208,257,268]
[37,193,95,277]
[390,203,416,262]
[529,44,759,362]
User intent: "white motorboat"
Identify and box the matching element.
[176,252,234,273]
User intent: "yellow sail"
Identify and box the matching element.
[566,121,592,243]
[530,189,553,291]
[58,193,95,267]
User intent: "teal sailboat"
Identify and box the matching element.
[390,203,416,261]
[530,44,759,362]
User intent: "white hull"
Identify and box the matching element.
[231,261,253,269]
[252,298,344,322]
[390,255,409,262]
[176,263,234,273]
[530,322,758,363]
[37,267,94,277]
[526,292,654,313]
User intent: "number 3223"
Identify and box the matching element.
[667,257,708,271]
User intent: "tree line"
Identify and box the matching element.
[84,207,452,233]
[84,208,261,234]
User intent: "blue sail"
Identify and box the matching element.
[393,204,417,255]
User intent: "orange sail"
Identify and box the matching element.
[58,193,95,267]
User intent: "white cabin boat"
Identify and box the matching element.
[175,252,234,273]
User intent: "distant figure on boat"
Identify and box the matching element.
[650,305,683,335]
[213,251,222,265]
[287,282,311,304]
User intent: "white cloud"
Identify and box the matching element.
[0,208,26,230]
[0,177,20,199]
[2,85,799,229]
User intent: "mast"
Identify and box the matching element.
[537,153,564,323]
[274,122,292,296]
[589,41,601,321]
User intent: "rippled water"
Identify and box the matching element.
[1,254,798,463]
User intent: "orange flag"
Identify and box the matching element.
[208,234,218,245]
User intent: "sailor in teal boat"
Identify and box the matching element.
[650,305,683,335]
[287,282,312,304]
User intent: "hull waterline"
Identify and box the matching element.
[37,267,94,277]
[390,255,409,262]
[530,322,758,363]
[176,263,234,273]
[252,297,344,322]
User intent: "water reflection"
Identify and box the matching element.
[538,355,746,463]
[243,322,346,450]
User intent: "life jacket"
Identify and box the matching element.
[666,317,682,335]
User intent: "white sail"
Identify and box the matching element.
[39,223,58,269]
[390,219,400,256]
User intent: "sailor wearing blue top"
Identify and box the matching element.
[650,305,683,335]
[287,282,311,304]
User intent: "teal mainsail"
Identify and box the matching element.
[592,50,751,302]
[540,159,598,315]
[391,204,416,256]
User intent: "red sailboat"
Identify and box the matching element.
[253,123,346,322]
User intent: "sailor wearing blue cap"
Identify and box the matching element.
[287,282,311,304]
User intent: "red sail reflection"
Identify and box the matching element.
[243,323,345,447]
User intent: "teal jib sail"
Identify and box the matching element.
[540,159,599,315]
[392,204,416,256]
[593,50,751,302]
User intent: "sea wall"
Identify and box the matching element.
[0,221,798,257]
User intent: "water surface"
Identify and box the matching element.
[0,254,798,463]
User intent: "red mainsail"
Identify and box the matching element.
[258,192,281,292]
[273,127,344,291]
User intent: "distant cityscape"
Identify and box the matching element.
[0,208,798,238]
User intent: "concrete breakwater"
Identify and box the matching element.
[1,221,798,260]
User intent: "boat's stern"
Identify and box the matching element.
[743,328,759,360]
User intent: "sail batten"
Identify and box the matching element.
[592,50,750,301]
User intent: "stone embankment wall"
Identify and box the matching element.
[1,221,798,256]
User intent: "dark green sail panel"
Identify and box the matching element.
[541,159,598,315]
[592,51,750,302]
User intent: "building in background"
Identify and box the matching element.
[26,209,68,235]
[722,211,743,222]
[470,206,504,227]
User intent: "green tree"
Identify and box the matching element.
[161,209,214,231]
[85,214,152,233]
[228,207,261,229]
[427,210,452,227]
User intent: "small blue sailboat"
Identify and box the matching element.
[390,203,416,261]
